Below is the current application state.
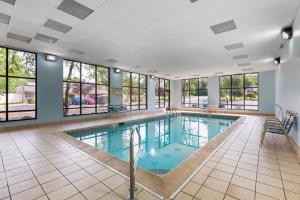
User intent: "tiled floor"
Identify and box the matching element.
[0,114,300,200]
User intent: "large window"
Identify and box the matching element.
[155,78,170,109]
[63,60,109,116]
[220,73,259,110]
[0,47,36,122]
[182,78,208,108]
[122,71,147,110]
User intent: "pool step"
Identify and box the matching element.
[148,169,170,175]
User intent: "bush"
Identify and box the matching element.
[28,97,35,104]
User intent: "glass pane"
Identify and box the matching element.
[123,72,130,86]
[232,88,244,107]
[0,47,6,76]
[232,104,245,110]
[81,84,96,114]
[97,85,109,107]
[8,78,35,111]
[140,105,146,110]
[165,80,170,90]
[165,91,169,108]
[140,75,146,88]
[63,60,80,82]
[232,75,244,88]
[190,90,198,107]
[246,106,258,110]
[245,73,258,87]
[97,106,108,113]
[220,89,231,109]
[183,80,189,90]
[97,67,109,85]
[183,90,189,104]
[0,77,6,112]
[199,78,208,89]
[0,112,5,121]
[82,107,96,114]
[220,76,231,88]
[190,79,198,90]
[63,82,80,109]
[132,73,139,88]
[155,78,159,90]
[81,63,95,83]
[122,87,130,106]
[245,88,258,106]
[8,111,35,120]
[199,90,208,105]
[8,49,36,78]
[131,88,139,110]
[160,79,164,89]
[64,108,80,116]
[140,89,146,105]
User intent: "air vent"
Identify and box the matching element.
[233,54,248,60]
[149,70,158,73]
[210,20,237,34]
[214,72,224,75]
[35,33,58,44]
[69,49,85,56]
[7,32,32,43]
[0,12,10,24]
[192,74,200,77]
[58,0,94,20]
[225,42,244,50]
[279,44,284,49]
[44,19,72,33]
[242,68,253,71]
[0,0,15,5]
[190,0,198,3]
[238,63,251,67]
[106,58,118,63]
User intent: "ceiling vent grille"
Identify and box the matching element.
[58,0,94,20]
[233,54,248,60]
[0,12,10,24]
[44,19,72,33]
[225,42,244,50]
[238,63,251,67]
[0,0,15,5]
[214,72,224,75]
[210,20,237,34]
[69,49,85,56]
[242,68,253,71]
[105,58,119,63]
[35,33,58,44]
[7,32,32,43]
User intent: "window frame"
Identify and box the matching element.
[181,77,208,108]
[0,46,37,122]
[122,71,147,111]
[155,77,170,109]
[63,59,110,117]
[219,72,259,111]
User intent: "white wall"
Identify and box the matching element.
[170,80,181,108]
[275,7,300,146]
[259,71,275,113]
[208,76,219,106]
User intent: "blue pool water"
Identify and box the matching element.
[68,114,238,174]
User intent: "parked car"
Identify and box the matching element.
[83,98,96,105]
[72,97,80,105]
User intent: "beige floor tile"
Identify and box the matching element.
[198,166,213,176]
[210,169,232,182]
[281,172,300,184]
[257,173,283,188]
[67,193,86,200]
[113,183,142,199]
[0,187,9,199]
[234,168,256,181]
[59,164,81,176]
[195,186,224,200]
[136,190,160,200]
[65,169,89,183]
[283,180,300,194]
[237,162,257,173]
[192,172,208,184]
[7,171,35,186]
[219,158,238,167]
[37,170,62,184]
[285,190,300,200]
[231,175,255,191]
[226,184,255,200]
[11,185,45,200]
[81,182,110,200]
[99,191,122,200]
[258,167,281,179]
[204,177,229,193]
[255,182,285,200]
[182,181,201,196]
[102,174,127,190]
[32,165,56,176]
[0,179,7,189]
[224,195,239,200]
[42,176,70,194]
[85,163,105,174]
[73,175,99,192]
[48,184,79,200]
[9,178,39,195]
[205,161,218,168]
[215,163,235,174]
[174,192,193,200]
[255,193,278,200]
[93,168,115,181]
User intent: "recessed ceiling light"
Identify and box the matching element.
[238,63,251,66]
[69,49,85,56]
[279,44,284,49]
[35,33,58,44]
[225,42,244,50]
[58,0,94,20]
[0,12,10,24]
[44,19,72,33]
[233,54,248,60]
[274,57,280,65]
[7,32,32,43]
[242,68,253,71]
[281,26,293,40]
[0,0,15,5]
[105,58,118,63]
[115,68,121,73]
[150,75,155,79]
[210,20,237,34]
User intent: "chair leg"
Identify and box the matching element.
[260,129,266,147]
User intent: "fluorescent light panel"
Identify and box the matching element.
[210,20,237,34]
[58,0,94,20]
[233,54,248,60]
[44,19,72,33]
[35,33,58,44]
[0,12,10,24]
[242,68,253,71]
[0,0,15,5]
[7,32,32,43]
[46,54,56,61]
[225,42,244,50]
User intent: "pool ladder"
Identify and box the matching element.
[128,126,141,200]
[167,107,178,116]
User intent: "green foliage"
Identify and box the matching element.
[28,97,35,104]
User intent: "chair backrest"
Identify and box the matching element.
[282,110,292,128]
[286,112,297,133]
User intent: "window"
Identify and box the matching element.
[63,60,109,116]
[122,71,147,110]
[155,78,170,108]
[182,78,208,108]
[0,47,37,122]
[220,73,259,110]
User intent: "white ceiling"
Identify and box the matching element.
[0,0,299,79]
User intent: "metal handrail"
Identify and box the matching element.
[275,104,284,121]
[128,126,141,200]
